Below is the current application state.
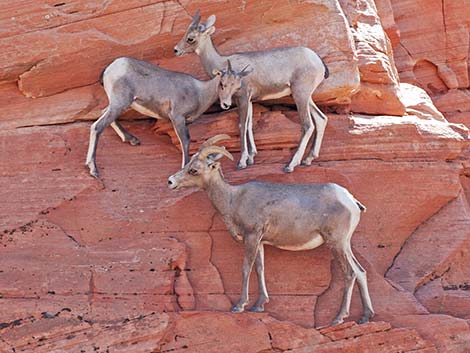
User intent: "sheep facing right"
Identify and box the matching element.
[167,134,374,325]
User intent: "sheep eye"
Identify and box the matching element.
[188,168,198,176]
[187,37,195,44]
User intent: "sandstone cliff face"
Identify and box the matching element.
[387,0,470,126]
[1,1,470,352]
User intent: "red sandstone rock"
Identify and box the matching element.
[392,314,470,353]
[3,0,360,106]
[0,311,172,353]
[386,194,470,293]
[413,225,470,321]
[391,0,470,123]
[1,110,469,350]
[400,83,446,121]
[155,105,468,161]
[415,278,470,320]
[0,1,172,39]
[319,320,391,340]
[341,0,405,115]
[0,311,437,353]
[2,1,470,352]
[265,318,330,350]
[0,82,107,129]
[374,0,400,48]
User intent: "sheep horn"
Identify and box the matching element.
[198,134,231,150]
[199,146,234,161]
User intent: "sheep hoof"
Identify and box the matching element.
[231,305,245,313]
[331,317,344,326]
[358,311,374,324]
[129,136,141,146]
[283,165,295,173]
[90,169,100,179]
[236,162,247,170]
[86,162,100,179]
[248,305,264,313]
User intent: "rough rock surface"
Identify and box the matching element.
[0,0,413,129]
[2,1,470,352]
[1,0,360,103]
[340,0,405,115]
[0,311,438,353]
[2,110,470,351]
[390,0,470,126]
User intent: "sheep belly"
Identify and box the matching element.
[131,102,161,119]
[259,87,291,101]
[265,233,325,251]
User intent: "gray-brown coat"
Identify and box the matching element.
[85,57,221,178]
[168,135,375,325]
[174,11,329,172]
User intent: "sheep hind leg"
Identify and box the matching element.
[86,106,123,178]
[302,99,327,166]
[110,121,141,146]
[331,246,357,326]
[87,81,133,178]
[348,247,374,324]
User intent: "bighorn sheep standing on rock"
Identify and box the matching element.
[168,135,375,325]
[85,57,222,178]
[174,11,329,172]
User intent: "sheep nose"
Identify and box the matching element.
[168,177,175,188]
[174,47,181,56]
[221,102,230,110]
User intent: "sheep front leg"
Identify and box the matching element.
[249,243,269,312]
[235,95,251,170]
[170,115,190,167]
[246,100,257,166]
[232,234,260,312]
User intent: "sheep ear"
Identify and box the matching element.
[204,15,216,28]
[204,26,215,36]
[239,65,253,77]
[208,153,224,162]
[207,156,222,171]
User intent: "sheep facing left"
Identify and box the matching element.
[168,134,374,325]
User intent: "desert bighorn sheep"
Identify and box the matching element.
[85,57,222,178]
[174,11,329,172]
[168,135,375,325]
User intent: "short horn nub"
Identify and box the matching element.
[199,146,234,161]
[227,60,233,73]
[190,9,201,29]
[198,134,231,151]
